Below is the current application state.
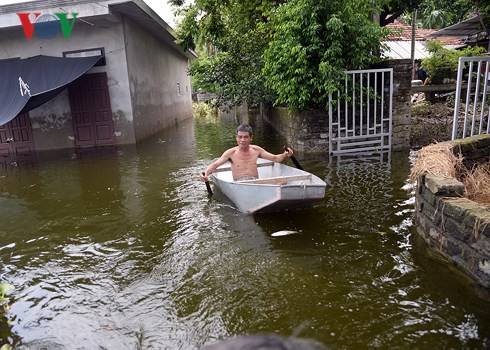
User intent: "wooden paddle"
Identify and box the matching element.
[202,172,213,196]
[284,146,304,170]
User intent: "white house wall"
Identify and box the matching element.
[122,15,193,142]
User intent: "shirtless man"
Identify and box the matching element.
[200,124,294,182]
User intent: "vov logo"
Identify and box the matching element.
[17,12,78,40]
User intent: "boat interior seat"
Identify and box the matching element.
[237,174,312,185]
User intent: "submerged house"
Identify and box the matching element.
[0,0,196,158]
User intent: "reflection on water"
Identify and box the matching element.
[1,113,489,349]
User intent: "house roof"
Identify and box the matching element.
[382,41,430,60]
[424,15,487,38]
[386,19,434,41]
[109,1,196,60]
[382,19,465,59]
[386,18,464,45]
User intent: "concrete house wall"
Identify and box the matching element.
[0,9,135,150]
[123,15,193,141]
[0,0,194,151]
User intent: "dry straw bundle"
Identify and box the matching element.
[462,162,490,209]
[409,142,464,183]
[410,142,490,209]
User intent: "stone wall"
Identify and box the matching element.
[260,59,412,153]
[378,59,412,151]
[259,106,329,153]
[413,134,490,289]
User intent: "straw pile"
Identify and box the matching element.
[409,143,464,183]
[462,162,490,209]
[410,142,490,209]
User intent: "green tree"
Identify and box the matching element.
[419,0,473,28]
[263,0,387,110]
[401,0,478,29]
[379,0,423,26]
[171,0,278,108]
[421,41,485,83]
[170,0,390,110]
[422,8,452,28]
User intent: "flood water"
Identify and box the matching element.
[1,111,490,349]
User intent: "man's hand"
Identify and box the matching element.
[200,172,209,182]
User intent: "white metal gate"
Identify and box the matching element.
[328,68,393,155]
[452,57,490,139]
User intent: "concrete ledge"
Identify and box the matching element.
[424,174,465,196]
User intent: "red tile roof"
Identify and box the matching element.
[386,19,464,45]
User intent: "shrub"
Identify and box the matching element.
[0,283,14,350]
[421,41,485,84]
[192,102,217,118]
[0,283,13,317]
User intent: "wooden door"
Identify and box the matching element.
[0,113,35,158]
[69,73,115,147]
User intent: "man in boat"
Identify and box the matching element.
[200,124,294,182]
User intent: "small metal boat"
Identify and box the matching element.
[209,158,326,214]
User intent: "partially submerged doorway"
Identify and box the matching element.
[68,72,115,148]
[0,113,35,158]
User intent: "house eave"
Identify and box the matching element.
[109,1,197,60]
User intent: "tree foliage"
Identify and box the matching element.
[400,0,483,29]
[421,41,485,83]
[169,0,405,110]
[263,0,387,110]
[171,0,277,108]
[378,0,423,26]
[415,0,473,28]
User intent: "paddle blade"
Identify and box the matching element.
[284,146,304,170]
[202,172,213,195]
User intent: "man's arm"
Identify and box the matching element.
[200,149,234,181]
[256,146,293,163]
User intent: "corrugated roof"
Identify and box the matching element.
[381,40,430,59]
[382,18,466,59]
[386,18,464,45]
[425,15,486,38]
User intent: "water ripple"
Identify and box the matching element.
[1,120,489,349]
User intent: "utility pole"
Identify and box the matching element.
[411,10,417,80]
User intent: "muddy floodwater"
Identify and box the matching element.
[1,111,489,349]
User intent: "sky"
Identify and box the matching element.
[144,0,179,27]
[0,0,181,27]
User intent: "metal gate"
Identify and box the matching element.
[328,68,393,155]
[452,57,490,139]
